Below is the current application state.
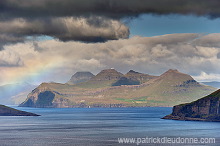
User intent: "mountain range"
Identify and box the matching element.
[0,82,37,105]
[19,69,216,108]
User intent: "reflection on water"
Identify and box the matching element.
[0,107,219,146]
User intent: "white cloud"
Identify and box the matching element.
[193,72,220,82]
[2,33,220,84]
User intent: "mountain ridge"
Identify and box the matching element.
[19,69,216,108]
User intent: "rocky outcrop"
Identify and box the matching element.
[0,105,39,116]
[67,72,94,84]
[163,89,220,122]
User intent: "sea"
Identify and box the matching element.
[0,107,219,146]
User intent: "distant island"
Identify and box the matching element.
[163,89,220,122]
[0,104,39,116]
[0,82,37,105]
[20,69,216,108]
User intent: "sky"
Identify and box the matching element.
[1,0,220,85]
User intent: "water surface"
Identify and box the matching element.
[0,107,219,146]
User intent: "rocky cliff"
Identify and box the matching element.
[19,83,73,108]
[163,89,220,122]
[0,105,39,116]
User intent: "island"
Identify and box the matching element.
[20,69,215,108]
[0,104,40,116]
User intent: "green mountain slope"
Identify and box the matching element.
[20,69,216,108]
[125,70,157,84]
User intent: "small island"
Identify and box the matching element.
[0,105,40,116]
[163,89,220,122]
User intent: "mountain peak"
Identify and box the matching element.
[158,69,195,84]
[161,69,186,76]
[71,72,94,78]
[67,72,94,84]
[127,70,141,74]
[166,69,179,73]
[91,69,123,81]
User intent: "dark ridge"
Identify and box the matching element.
[128,70,141,74]
[112,77,140,86]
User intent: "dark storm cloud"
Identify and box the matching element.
[0,0,220,47]
[0,17,129,45]
[1,0,220,18]
[0,34,25,50]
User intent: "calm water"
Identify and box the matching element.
[0,107,219,146]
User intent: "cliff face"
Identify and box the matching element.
[0,105,39,116]
[163,89,220,122]
[19,83,72,108]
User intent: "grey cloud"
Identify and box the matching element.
[1,0,220,45]
[32,42,44,52]
[193,33,220,48]
[41,34,220,76]
[0,34,25,50]
[1,0,220,19]
[217,52,220,59]
[0,17,129,44]
[0,50,23,67]
[94,34,220,76]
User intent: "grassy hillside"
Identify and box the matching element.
[20,69,216,108]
